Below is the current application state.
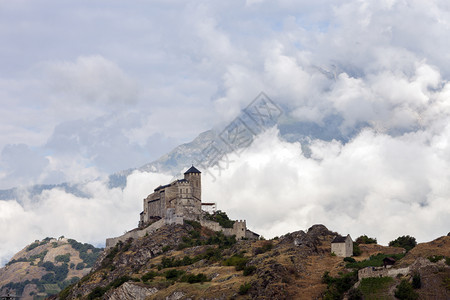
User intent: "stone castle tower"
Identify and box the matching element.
[184,165,201,201]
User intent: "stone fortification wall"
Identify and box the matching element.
[358,266,410,280]
[225,220,246,240]
[108,217,255,249]
[200,220,247,240]
[200,220,222,232]
[106,216,183,249]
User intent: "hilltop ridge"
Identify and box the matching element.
[0,237,102,299]
[2,223,450,299]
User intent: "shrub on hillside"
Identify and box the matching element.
[243,265,257,276]
[142,271,158,282]
[344,257,356,263]
[67,238,102,267]
[42,261,56,272]
[322,270,358,299]
[206,210,235,228]
[348,287,363,300]
[428,255,444,263]
[165,269,184,280]
[389,235,417,252]
[27,242,40,251]
[223,254,248,271]
[355,235,377,244]
[87,286,107,300]
[239,282,252,295]
[395,280,419,299]
[254,241,273,255]
[412,273,421,289]
[184,219,201,230]
[353,244,362,256]
[358,277,393,297]
[55,253,71,263]
[180,273,208,284]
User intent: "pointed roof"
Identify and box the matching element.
[184,165,201,174]
[331,234,351,243]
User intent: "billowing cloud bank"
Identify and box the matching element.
[2,0,450,188]
[1,0,450,265]
[0,172,172,266]
[2,123,449,265]
[204,127,450,245]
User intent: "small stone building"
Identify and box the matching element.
[383,257,396,268]
[331,234,353,257]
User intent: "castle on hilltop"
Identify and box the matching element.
[106,166,259,248]
[139,166,203,227]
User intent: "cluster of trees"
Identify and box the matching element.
[353,234,417,252]
[176,223,237,250]
[67,239,103,268]
[205,210,235,228]
[2,264,78,296]
[41,261,69,283]
[388,235,417,252]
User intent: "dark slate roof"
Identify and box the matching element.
[246,229,260,237]
[177,179,188,183]
[154,184,170,192]
[184,165,201,174]
[383,257,396,263]
[331,235,347,243]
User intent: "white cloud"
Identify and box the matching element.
[1,0,450,265]
[203,127,450,244]
[45,55,138,105]
[0,171,171,266]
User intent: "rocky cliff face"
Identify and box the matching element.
[55,223,345,300]
[5,224,450,299]
[107,282,158,300]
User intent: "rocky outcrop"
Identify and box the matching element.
[278,224,336,256]
[107,282,157,300]
[64,224,193,299]
[249,224,337,299]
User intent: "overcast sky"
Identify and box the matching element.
[1,0,450,265]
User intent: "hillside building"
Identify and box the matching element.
[331,234,353,257]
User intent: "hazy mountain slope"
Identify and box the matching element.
[0,113,361,200]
